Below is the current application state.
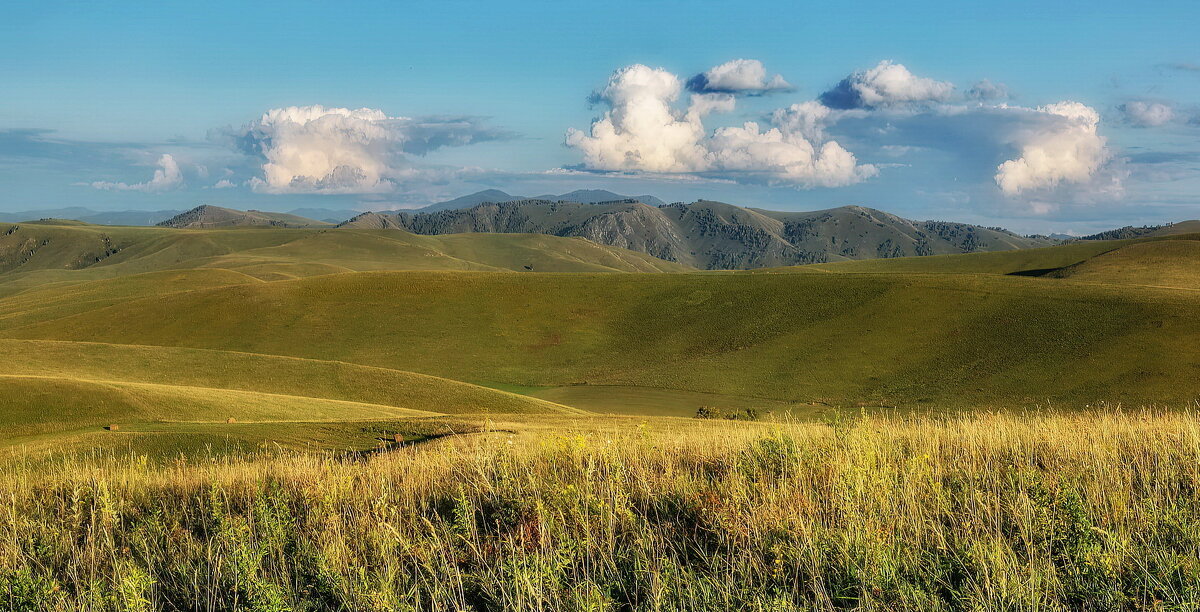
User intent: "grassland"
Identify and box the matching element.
[5,268,1197,410]
[1,219,1199,609]
[0,225,1198,455]
[4,411,1200,610]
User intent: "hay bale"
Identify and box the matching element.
[393,433,405,444]
[226,417,237,424]
[107,424,119,431]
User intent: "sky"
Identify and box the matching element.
[2,0,1198,234]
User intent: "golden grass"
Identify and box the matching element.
[3,409,1199,610]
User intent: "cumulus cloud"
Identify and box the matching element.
[686,59,792,95]
[91,153,183,192]
[706,122,874,186]
[994,102,1113,196]
[566,64,875,188]
[967,79,1010,101]
[212,179,236,189]
[236,105,508,194]
[566,65,710,173]
[1118,100,1176,127]
[820,61,954,109]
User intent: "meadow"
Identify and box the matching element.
[3,410,1200,610]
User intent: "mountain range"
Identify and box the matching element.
[14,188,1200,271]
[341,199,1058,269]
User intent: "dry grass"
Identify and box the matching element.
[2,409,1200,610]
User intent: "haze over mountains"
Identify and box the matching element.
[417,189,668,212]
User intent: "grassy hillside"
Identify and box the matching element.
[0,222,689,288]
[0,339,573,414]
[0,375,440,438]
[1050,239,1200,289]
[795,238,1137,275]
[4,267,1196,409]
[807,233,1200,288]
[0,337,575,448]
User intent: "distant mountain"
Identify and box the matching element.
[532,189,668,207]
[158,205,332,229]
[0,207,182,226]
[417,189,667,212]
[419,189,521,212]
[286,208,360,224]
[340,199,1056,269]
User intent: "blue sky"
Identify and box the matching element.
[2,0,1198,233]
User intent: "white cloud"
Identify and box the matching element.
[91,153,183,193]
[967,79,1010,101]
[771,101,834,142]
[212,179,236,189]
[820,61,955,109]
[1118,101,1176,127]
[707,122,875,187]
[687,59,792,95]
[237,105,507,194]
[566,64,875,188]
[994,101,1113,196]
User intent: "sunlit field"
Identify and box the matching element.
[4,409,1199,611]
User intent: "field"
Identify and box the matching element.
[4,411,1200,610]
[1,221,1199,609]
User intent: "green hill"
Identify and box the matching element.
[0,221,690,290]
[806,232,1200,286]
[1048,239,1200,289]
[0,337,576,446]
[4,265,1196,410]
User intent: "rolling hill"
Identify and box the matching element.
[341,199,1057,269]
[4,238,1198,412]
[0,220,689,290]
[1047,238,1200,289]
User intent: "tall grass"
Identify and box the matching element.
[3,410,1199,610]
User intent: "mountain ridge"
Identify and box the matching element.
[340,199,1058,269]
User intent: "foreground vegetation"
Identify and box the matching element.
[4,410,1199,610]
